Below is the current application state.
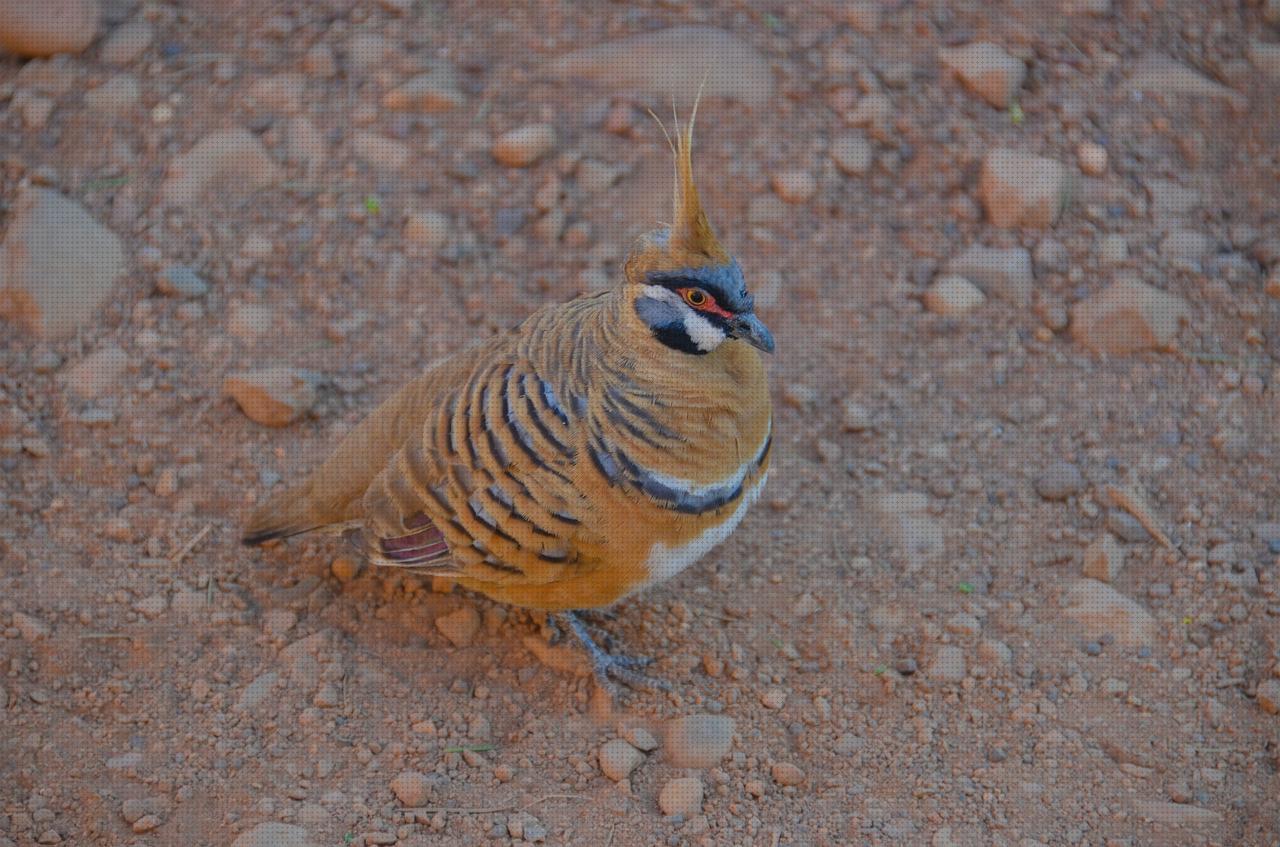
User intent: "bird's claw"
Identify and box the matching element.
[555,610,671,692]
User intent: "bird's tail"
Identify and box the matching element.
[242,483,328,546]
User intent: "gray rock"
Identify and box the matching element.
[664,714,734,768]
[1034,461,1085,500]
[945,245,1035,305]
[157,265,209,298]
[0,185,126,338]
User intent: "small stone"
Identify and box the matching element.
[404,211,450,249]
[231,822,316,847]
[1097,233,1128,265]
[1160,229,1213,261]
[946,245,1034,304]
[382,65,465,112]
[547,26,773,107]
[435,605,481,647]
[938,42,1026,108]
[623,726,659,753]
[978,639,1012,666]
[313,683,340,708]
[924,275,985,316]
[492,124,556,168]
[390,771,434,807]
[83,73,140,114]
[13,611,51,640]
[979,148,1071,229]
[131,814,161,834]
[598,738,645,782]
[841,398,873,431]
[331,555,361,583]
[1069,278,1191,355]
[228,302,274,342]
[352,131,410,170]
[133,593,167,619]
[1062,579,1158,648]
[235,671,279,711]
[830,133,873,176]
[0,0,99,56]
[0,185,126,338]
[664,714,734,768]
[1077,141,1107,176]
[161,129,282,207]
[223,367,318,427]
[263,608,297,638]
[1127,55,1248,111]
[61,345,129,399]
[929,645,967,681]
[658,777,704,817]
[1034,461,1085,501]
[771,169,817,204]
[1082,534,1125,583]
[157,265,209,298]
[760,688,787,709]
[100,18,152,65]
[770,762,805,786]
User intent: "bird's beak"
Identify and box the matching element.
[727,312,775,354]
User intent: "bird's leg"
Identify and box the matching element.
[556,610,672,692]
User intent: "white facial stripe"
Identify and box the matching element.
[635,469,769,590]
[682,311,726,352]
[641,284,683,305]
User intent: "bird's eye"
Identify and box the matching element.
[682,288,709,308]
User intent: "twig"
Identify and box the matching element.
[1102,484,1173,549]
[172,523,213,564]
[407,793,585,816]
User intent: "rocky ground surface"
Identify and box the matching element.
[3,0,1280,845]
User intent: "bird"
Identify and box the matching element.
[243,104,774,689]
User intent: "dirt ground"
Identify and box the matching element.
[3,1,1280,845]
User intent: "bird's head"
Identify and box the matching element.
[622,103,774,357]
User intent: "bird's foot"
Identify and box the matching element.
[555,610,672,692]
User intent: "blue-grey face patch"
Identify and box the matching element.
[645,261,752,313]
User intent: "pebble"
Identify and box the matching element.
[929,645,967,681]
[1062,579,1158,648]
[771,762,805,786]
[61,345,128,398]
[937,41,1026,108]
[352,131,410,170]
[230,822,316,847]
[548,26,773,107]
[133,593,167,619]
[157,265,209,298]
[760,688,787,709]
[223,367,318,427]
[492,124,557,168]
[1077,141,1107,176]
[382,64,466,112]
[1082,534,1125,583]
[13,611,51,640]
[83,73,139,114]
[0,0,99,56]
[598,738,645,782]
[979,148,1070,229]
[1257,679,1280,715]
[1106,511,1152,544]
[331,555,360,582]
[771,170,817,204]
[1034,461,1085,501]
[235,671,279,711]
[830,133,874,176]
[664,714,734,768]
[435,605,481,647]
[100,18,152,65]
[403,211,450,249]
[658,777,704,817]
[923,275,985,316]
[874,491,945,557]
[228,302,275,342]
[1127,55,1247,111]
[1160,229,1212,261]
[1097,233,1128,265]
[841,398,873,431]
[945,245,1034,305]
[1069,278,1191,355]
[623,726,659,753]
[978,639,1012,666]
[390,771,434,807]
[131,814,161,833]
[0,185,126,338]
[162,129,283,207]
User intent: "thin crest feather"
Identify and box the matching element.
[666,80,726,262]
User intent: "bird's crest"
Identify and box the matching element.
[627,86,730,279]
